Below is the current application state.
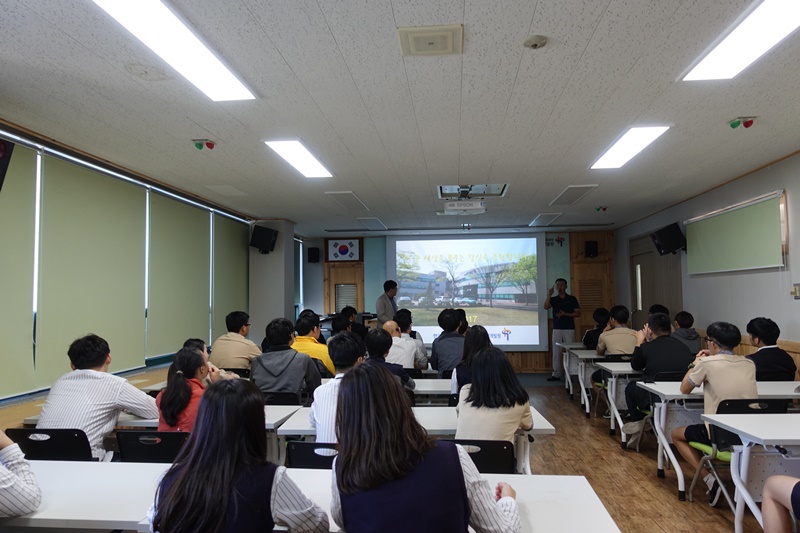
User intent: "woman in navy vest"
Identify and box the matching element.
[332,363,521,532]
[149,379,328,533]
[451,325,493,394]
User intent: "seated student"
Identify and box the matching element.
[293,311,335,378]
[341,306,369,340]
[364,329,415,390]
[157,347,221,432]
[210,311,262,369]
[37,334,158,460]
[455,347,532,443]
[621,313,693,444]
[431,308,465,378]
[0,429,41,517]
[299,308,327,345]
[581,308,610,351]
[762,475,800,533]
[456,308,469,335]
[149,380,328,532]
[746,317,797,381]
[330,314,351,335]
[648,304,670,317]
[183,338,236,384]
[251,318,322,401]
[451,325,492,394]
[394,308,427,358]
[671,311,701,354]
[383,320,426,370]
[592,305,637,414]
[309,332,365,443]
[331,363,522,533]
[672,321,756,506]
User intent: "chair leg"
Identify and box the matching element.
[688,455,712,502]
[707,462,736,513]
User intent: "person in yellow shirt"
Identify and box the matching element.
[293,311,336,377]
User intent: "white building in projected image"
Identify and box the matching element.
[457,263,538,306]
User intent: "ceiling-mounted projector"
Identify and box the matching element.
[443,201,486,215]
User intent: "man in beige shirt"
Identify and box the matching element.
[672,321,756,506]
[592,305,637,415]
[209,311,262,369]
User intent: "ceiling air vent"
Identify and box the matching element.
[399,25,463,57]
[437,183,507,200]
[549,185,597,206]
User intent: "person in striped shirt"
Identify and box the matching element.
[36,334,159,460]
[0,429,41,517]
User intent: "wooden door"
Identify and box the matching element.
[629,235,683,329]
[323,262,364,315]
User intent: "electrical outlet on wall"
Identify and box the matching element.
[792,284,800,299]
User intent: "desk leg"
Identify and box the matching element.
[577,362,590,418]
[652,401,685,500]
[607,376,620,438]
[730,445,761,533]
[563,349,573,399]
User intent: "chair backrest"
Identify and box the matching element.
[222,367,251,379]
[7,428,93,461]
[446,439,515,474]
[116,431,189,463]
[312,359,333,379]
[603,354,632,363]
[405,388,416,407]
[285,441,338,469]
[406,368,423,379]
[264,391,301,405]
[146,389,162,399]
[756,369,795,382]
[710,399,789,450]
[448,393,459,407]
[441,369,454,380]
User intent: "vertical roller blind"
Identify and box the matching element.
[36,156,146,388]
[212,214,249,342]
[146,193,210,356]
[0,146,37,397]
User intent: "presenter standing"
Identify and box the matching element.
[376,280,398,329]
[543,278,580,381]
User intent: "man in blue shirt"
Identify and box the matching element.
[543,278,580,381]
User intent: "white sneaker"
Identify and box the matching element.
[703,473,714,491]
[622,420,645,435]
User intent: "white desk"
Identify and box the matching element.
[278,406,555,474]
[321,378,452,396]
[23,411,159,428]
[637,381,800,501]
[571,349,603,417]
[593,362,642,444]
[703,413,800,533]
[0,460,165,531]
[0,463,618,533]
[280,469,619,533]
[556,341,585,399]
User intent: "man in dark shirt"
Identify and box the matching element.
[622,313,693,441]
[341,306,369,340]
[582,308,610,351]
[364,329,414,390]
[543,278,580,381]
[430,308,465,378]
[746,317,796,381]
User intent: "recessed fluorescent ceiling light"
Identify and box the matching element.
[93,0,254,101]
[591,127,669,169]
[265,141,332,178]
[683,0,800,81]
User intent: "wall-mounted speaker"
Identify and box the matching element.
[249,226,278,254]
[585,240,599,258]
[308,247,320,263]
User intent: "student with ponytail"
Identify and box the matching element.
[156,347,220,432]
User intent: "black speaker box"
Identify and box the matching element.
[308,247,320,263]
[585,240,599,258]
[250,226,278,254]
[650,223,686,255]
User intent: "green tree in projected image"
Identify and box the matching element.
[507,255,537,306]
[397,250,420,283]
[468,261,509,308]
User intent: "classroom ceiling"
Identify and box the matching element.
[1,0,799,237]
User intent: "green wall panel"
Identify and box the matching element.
[212,215,249,342]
